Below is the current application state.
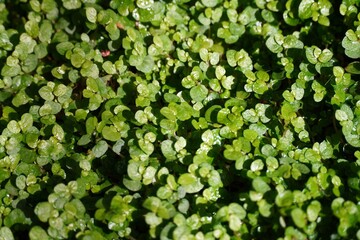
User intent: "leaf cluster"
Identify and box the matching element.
[0,0,359,239]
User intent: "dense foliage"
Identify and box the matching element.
[0,0,360,239]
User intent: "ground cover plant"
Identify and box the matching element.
[0,0,360,239]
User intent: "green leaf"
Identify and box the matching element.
[7,120,21,134]
[342,121,360,147]
[217,108,231,124]
[74,109,88,121]
[342,30,360,59]
[157,201,176,219]
[161,140,177,160]
[15,162,42,176]
[304,149,321,162]
[261,144,277,157]
[22,54,38,73]
[338,104,353,121]
[266,35,283,53]
[319,141,333,159]
[176,102,194,121]
[226,50,237,67]
[102,125,121,142]
[145,212,162,226]
[333,66,344,78]
[252,177,271,194]
[86,7,97,23]
[77,134,91,146]
[335,110,348,121]
[250,159,264,172]
[143,196,161,212]
[0,168,10,184]
[345,62,360,74]
[209,52,220,65]
[39,20,53,43]
[215,66,226,80]
[81,62,99,79]
[230,22,245,36]
[190,85,208,102]
[305,46,320,64]
[34,202,53,222]
[103,61,116,74]
[275,190,294,207]
[63,0,81,10]
[1,64,21,77]
[298,0,314,19]
[0,31,13,51]
[161,106,177,120]
[92,140,108,158]
[243,129,258,142]
[291,208,307,228]
[283,35,304,49]
[25,20,39,38]
[123,177,142,191]
[178,173,204,193]
[133,55,155,74]
[56,42,74,55]
[201,0,219,8]
[229,215,242,231]
[153,35,172,53]
[38,86,54,101]
[71,52,85,68]
[307,200,321,222]
[143,166,157,184]
[208,170,222,187]
[12,89,31,107]
[160,119,177,133]
[178,199,190,214]
[242,109,259,123]
[52,124,64,142]
[174,137,186,152]
[257,200,271,218]
[39,101,61,116]
[202,130,214,145]
[228,203,246,219]
[266,156,279,170]
[318,49,333,63]
[157,186,172,200]
[0,227,14,240]
[110,139,124,155]
[4,209,29,227]
[281,102,296,121]
[86,116,98,134]
[52,84,66,98]
[41,0,57,13]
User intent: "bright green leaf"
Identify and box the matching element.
[178,173,204,194]
[190,85,208,102]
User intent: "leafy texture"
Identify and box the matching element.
[0,0,359,239]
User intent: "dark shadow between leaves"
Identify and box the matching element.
[92,151,128,183]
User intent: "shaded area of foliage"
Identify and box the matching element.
[0,0,360,239]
